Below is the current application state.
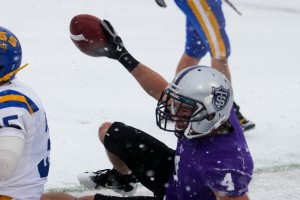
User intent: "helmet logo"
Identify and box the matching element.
[212,86,230,111]
[0,32,17,47]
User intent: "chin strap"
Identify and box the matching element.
[0,63,28,82]
[183,121,193,138]
[184,115,228,139]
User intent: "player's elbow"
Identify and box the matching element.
[0,151,20,181]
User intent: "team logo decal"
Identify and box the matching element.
[212,86,230,111]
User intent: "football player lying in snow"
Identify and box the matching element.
[42,18,253,200]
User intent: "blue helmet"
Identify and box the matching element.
[0,26,22,82]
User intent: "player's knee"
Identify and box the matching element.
[99,122,112,143]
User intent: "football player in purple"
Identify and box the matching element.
[155,0,255,132]
[43,19,253,200]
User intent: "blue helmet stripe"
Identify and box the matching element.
[174,66,201,85]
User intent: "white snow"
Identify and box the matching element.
[2,0,300,199]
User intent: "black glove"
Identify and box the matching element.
[100,20,140,72]
[155,0,167,7]
[100,20,127,60]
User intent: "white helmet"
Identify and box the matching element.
[156,65,233,138]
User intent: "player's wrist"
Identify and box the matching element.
[118,52,140,72]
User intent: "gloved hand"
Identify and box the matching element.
[100,20,140,72]
[100,20,128,60]
[155,0,167,8]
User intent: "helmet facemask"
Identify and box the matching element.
[156,84,209,136]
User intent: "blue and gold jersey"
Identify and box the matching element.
[0,79,50,200]
[175,0,231,59]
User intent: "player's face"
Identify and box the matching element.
[172,100,194,130]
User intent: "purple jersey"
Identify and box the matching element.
[165,108,253,200]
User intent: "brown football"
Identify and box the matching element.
[70,14,107,57]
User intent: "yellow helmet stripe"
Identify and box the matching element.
[0,63,28,82]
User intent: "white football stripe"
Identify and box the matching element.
[70,33,86,41]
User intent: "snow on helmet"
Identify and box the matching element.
[156,65,233,138]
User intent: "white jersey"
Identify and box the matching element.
[0,79,50,200]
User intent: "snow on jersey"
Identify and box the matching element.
[165,108,253,200]
[0,79,50,200]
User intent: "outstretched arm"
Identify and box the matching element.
[99,20,168,100]
[131,63,167,100]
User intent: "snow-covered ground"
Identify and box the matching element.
[2,0,300,199]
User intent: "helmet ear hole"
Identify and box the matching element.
[0,66,4,70]
[206,113,216,121]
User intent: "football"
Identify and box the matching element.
[69,14,107,57]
